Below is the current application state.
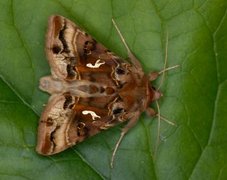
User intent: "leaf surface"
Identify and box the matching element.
[0,0,226,179]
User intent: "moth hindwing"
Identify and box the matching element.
[36,15,162,161]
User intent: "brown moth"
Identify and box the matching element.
[36,15,174,167]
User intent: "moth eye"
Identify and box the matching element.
[116,68,125,75]
[52,45,61,54]
[151,86,156,90]
[113,108,124,115]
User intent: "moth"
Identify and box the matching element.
[36,15,176,167]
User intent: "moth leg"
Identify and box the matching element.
[110,111,140,168]
[153,101,178,160]
[152,101,161,159]
[146,107,156,117]
[112,19,142,69]
[146,107,176,126]
[148,72,159,81]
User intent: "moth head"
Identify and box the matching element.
[148,86,163,103]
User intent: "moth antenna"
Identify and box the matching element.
[148,32,179,83]
[157,31,180,91]
[110,112,140,168]
[111,19,130,56]
[157,31,169,90]
[153,33,177,156]
[158,65,180,75]
[157,114,177,126]
[111,18,142,69]
[153,32,169,158]
[110,131,125,168]
[153,101,161,159]
[153,101,177,159]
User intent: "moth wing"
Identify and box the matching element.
[46,15,124,81]
[36,94,123,155]
[36,94,77,155]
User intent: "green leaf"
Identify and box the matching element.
[0,0,227,179]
